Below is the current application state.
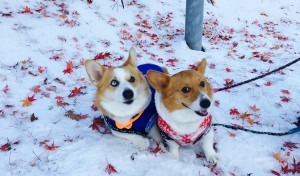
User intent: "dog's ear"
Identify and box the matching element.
[162,67,169,75]
[123,46,137,67]
[196,58,207,74]
[147,70,170,93]
[85,60,106,85]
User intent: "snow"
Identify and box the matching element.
[0,0,300,175]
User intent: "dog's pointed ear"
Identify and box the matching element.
[196,58,207,74]
[84,60,106,85]
[162,67,169,75]
[123,46,137,67]
[147,70,170,93]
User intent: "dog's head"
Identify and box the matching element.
[85,47,151,122]
[147,59,213,122]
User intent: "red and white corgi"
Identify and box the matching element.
[147,59,217,163]
[85,47,163,149]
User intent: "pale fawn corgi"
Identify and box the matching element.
[85,47,164,149]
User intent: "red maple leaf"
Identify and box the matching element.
[63,61,74,74]
[150,143,164,155]
[283,142,299,150]
[63,67,72,74]
[224,78,234,87]
[22,6,33,14]
[38,66,44,73]
[265,81,272,86]
[281,164,291,174]
[55,96,64,101]
[280,96,291,102]
[28,95,36,102]
[225,68,231,72]
[91,104,99,111]
[105,164,118,174]
[281,90,291,95]
[32,85,41,93]
[39,139,50,146]
[79,114,89,120]
[44,142,60,151]
[166,58,178,66]
[270,170,281,176]
[66,61,74,69]
[69,87,81,97]
[94,52,111,60]
[230,108,240,115]
[2,85,9,94]
[46,86,57,92]
[89,117,105,131]
[0,143,11,151]
[56,100,69,107]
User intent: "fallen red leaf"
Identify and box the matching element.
[281,90,291,95]
[280,96,291,103]
[89,116,105,131]
[22,6,33,14]
[0,143,11,151]
[105,164,118,174]
[2,85,9,94]
[271,170,281,176]
[265,81,272,86]
[283,142,299,151]
[28,95,36,102]
[230,108,240,115]
[44,142,60,151]
[32,85,41,93]
[69,87,81,97]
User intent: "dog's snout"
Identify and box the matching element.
[123,89,134,100]
[200,99,211,109]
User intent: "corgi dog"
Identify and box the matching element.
[147,58,217,163]
[85,47,164,149]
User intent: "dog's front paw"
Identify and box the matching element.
[132,137,150,150]
[205,151,218,164]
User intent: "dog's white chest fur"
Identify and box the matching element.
[155,93,208,134]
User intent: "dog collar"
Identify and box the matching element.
[158,114,212,145]
[115,111,144,129]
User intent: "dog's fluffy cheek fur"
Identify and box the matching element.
[98,83,151,122]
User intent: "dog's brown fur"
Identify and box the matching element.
[147,59,212,112]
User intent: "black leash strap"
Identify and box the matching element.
[212,123,300,136]
[214,57,300,93]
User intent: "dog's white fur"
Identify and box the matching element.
[85,47,162,149]
[155,93,218,163]
[100,68,151,123]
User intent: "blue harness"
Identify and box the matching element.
[104,64,164,136]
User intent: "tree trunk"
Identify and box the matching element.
[185,0,204,51]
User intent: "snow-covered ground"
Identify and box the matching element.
[1,0,300,175]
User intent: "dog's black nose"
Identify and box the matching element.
[123,89,134,100]
[200,99,211,109]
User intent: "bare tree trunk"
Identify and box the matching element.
[185,0,204,51]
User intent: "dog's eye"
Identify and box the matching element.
[129,76,135,83]
[110,79,119,87]
[181,87,191,93]
[200,81,205,87]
